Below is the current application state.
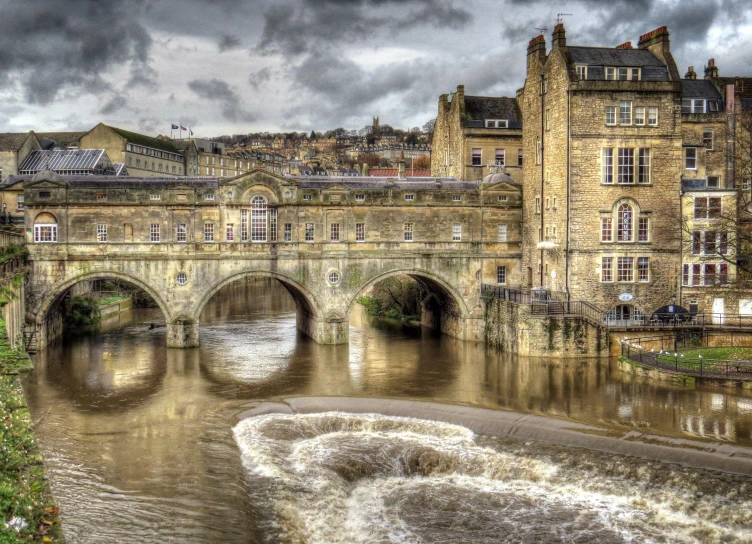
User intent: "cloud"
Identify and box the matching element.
[218,34,242,51]
[249,67,273,90]
[0,0,153,104]
[99,95,127,115]
[187,78,256,122]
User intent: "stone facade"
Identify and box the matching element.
[431,85,523,183]
[22,169,522,349]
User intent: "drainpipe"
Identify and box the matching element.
[565,88,571,302]
[540,74,545,287]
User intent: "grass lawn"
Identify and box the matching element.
[96,295,128,308]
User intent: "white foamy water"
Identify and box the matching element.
[234,413,752,544]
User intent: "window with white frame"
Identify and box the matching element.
[545,109,551,131]
[471,148,482,166]
[601,217,613,242]
[405,194,415,201]
[305,223,314,242]
[355,194,365,202]
[620,100,632,125]
[204,223,214,242]
[226,224,234,242]
[703,129,714,150]
[535,137,542,164]
[638,217,649,242]
[683,263,729,286]
[602,148,614,184]
[269,208,277,242]
[355,223,365,242]
[685,147,697,169]
[498,195,508,202]
[176,223,187,242]
[707,176,720,189]
[496,266,507,285]
[495,149,505,166]
[605,106,616,125]
[694,197,721,219]
[497,224,507,242]
[330,223,340,242]
[404,223,413,242]
[637,257,650,282]
[204,193,215,201]
[638,149,651,184]
[251,196,267,242]
[535,197,541,213]
[452,223,461,241]
[648,107,658,125]
[149,194,161,201]
[576,65,587,80]
[617,148,635,184]
[284,223,292,242]
[617,257,634,282]
[96,224,107,243]
[97,193,107,201]
[15,195,24,211]
[303,194,313,201]
[150,223,160,242]
[601,257,613,282]
[241,210,248,241]
[682,99,706,113]
[635,106,646,126]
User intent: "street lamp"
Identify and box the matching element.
[671,294,678,353]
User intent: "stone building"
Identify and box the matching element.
[0,131,42,181]
[519,24,685,324]
[430,85,523,183]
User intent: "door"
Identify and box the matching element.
[712,298,725,325]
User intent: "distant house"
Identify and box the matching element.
[0,131,42,181]
[36,132,87,150]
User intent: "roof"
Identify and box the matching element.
[0,132,34,152]
[106,126,181,154]
[35,132,87,148]
[464,96,521,123]
[568,46,665,67]
[294,176,474,190]
[19,149,109,173]
[171,140,197,153]
[681,79,723,99]
[6,174,218,189]
[368,168,431,177]
[743,98,752,112]
[482,172,518,186]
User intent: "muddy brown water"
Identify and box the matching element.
[21,279,752,543]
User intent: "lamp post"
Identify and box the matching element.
[671,294,678,353]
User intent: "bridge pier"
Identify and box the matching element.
[167,319,199,349]
[296,309,349,345]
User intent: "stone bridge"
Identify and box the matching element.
[20,169,522,348]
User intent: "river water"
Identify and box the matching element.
[21,279,752,543]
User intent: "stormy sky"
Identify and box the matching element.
[0,0,751,137]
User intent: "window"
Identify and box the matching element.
[330,223,340,242]
[703,129,714,150]
[355,223,365,242]
[602,257,613,282]
[498,195,508,202]
[605,106,616,125]
[176,193,187,201]
[685,147,697,169]
[150,223,160,242]
[707,176,720,189]
[496,266,507,285]
[204,223,214,242]
[149,194,161,201]
[495,149,505,166]
[241,210,249,241]
[226,224,234,242]
[638,149,651,184]
[497,224,507,242]
[251,196,267,242]
[355,194,365,202]
[303,194,313,201]
[602,148,614,184]
[576,64,587,80]
[545,197,550,210]
[536,137,541,165]
[328,271,341,284]
[472,148,482,166]
[638,217,649,242]
[620,101,632,125]
[96,224,107,243]
[176,223,187,242]
[617,148,634,184]
[719,232,728,255]
[452,195,462,201]
[552,197,557,209]
[452,223,462,241]
[635,106,646,126]
[535,197,541,213]
[204,193,215,201]
[617,257,634,282]
[404,223,413,242]
[518,148,523,166]
[269,209,277,242]
[694,197,721,219]
[617,204,633,242]
[284,223,292,242]
[405,194,415,201]
[485,120,508,128]
[305,223,314,242]
[15,195,24,211]
[637,257,650,282]
[682,99,706,114]
[601,217,613,242]
[606,67,640,80]
[545,109,551,131]
[176,272,188,285]
[96,193,107,201]
[648,107,658,125]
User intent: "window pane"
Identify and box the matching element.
[638,217,649,241]
[617,257,633,282]
[497,266,506,285]
[638,149,651,183]
[601,217,612,242]
[601,257,613,282]
[617,148,634,184]
[620,101,632,124]
[617,204,633,242]
[251,196,267,241]
[602,148,613,183]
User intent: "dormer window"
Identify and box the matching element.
[485,120,508,128]
[575,65,587,80]
[682,99,706,114]
[606,67,641,81]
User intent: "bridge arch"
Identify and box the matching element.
[34,270,172,325]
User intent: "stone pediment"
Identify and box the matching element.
[483,181,521,193]
[23,178,68,189]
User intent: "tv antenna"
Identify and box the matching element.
[535,27,547,35]
[556,13,573,24]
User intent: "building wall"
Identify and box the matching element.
[0,135,41,180]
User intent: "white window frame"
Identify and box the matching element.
[96,224,107,243]
[204,223,214,243]
[635,106,646,126]
[452,223,462,241]
[647,107,658,126]
[355,194,365,202]
[452,195,462,202]
[176,223,187,242]
[149,194,161,201]
[405,194,415,201]
[685,147,697,170]
[330,222,340,242]
[575,64,587,80]
[605,106,616,126]
[204,193,215,201]
[355,223,365,242]
[16,195,24,211]
[226,223,234,242]
[496,266,507,285]
[404,223,414,242]
[703,128,714,150]
[34,224,58,243]
[619,100,632,125]
[602,148,614,184]
[305,223,315,242]
[150,223,160,243]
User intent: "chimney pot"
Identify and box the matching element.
[552,23,566,48]
[685,66,697,80]
[616,41,632,50]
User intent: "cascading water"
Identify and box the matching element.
[235,413,752,544]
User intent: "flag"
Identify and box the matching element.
[171,124,179,130]
[181,126,188,131]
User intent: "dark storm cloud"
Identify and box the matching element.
[258,0,472,56]
[218,34,242,52]
[187,78,256,122]
[99,95,127,115]
[0,0,153,104]
[249,67,273,90]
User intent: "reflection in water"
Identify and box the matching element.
[22,278,752,542]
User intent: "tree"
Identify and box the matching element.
[362,275,426,318]
[405,132,418,145]
[423,119,436,135]
[411,155,430,169]
[378,157,391,167]
[310,130,317,139]
[356,153,380,167]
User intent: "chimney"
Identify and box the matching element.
[552,23,566,49]
[439,93,449,113]
[685,66,697,80]
[616,41,632,50]
[398,152,406,180]
[527,34,547,72]
[704,58,718,79]
[638,26,670,62]
[456,84,465,98]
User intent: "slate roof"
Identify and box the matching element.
[106,126,181,154]
[743,98,752,112]
[5,174,218,189]
[568,47,665,67]
[0,132,34,152]
[464,96,521,123]
[35,132,87,148]
[296,177,474,190]
[681,79,723,99]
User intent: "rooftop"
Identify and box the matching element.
[106,125,182,154]
[18,149,111,174]
[35,132,87,148]
[681,79,723,99]
[0,132,34,152]
[568,46,666,67]
[5,174,218,189]
[464,96,521,124]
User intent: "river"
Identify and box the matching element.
[21,279,752,543]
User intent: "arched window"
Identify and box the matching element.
[617,203,633,242]
[34,212,58,243]
[251,196,267,242]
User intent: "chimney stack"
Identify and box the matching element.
[616,41,632,50]
[704,58,718,79]
[398,152,406,180]
[552,23,566,49]
[527,34,547,72]
[685,66,697,80]
[638,26,670,62]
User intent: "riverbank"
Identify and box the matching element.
[0,318,63,543]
